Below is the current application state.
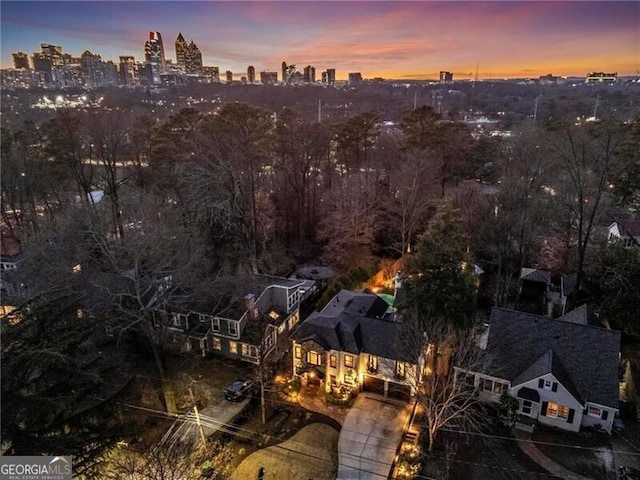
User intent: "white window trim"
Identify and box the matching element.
[228,320,238,337]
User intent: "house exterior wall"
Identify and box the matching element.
[512,374,583,433]
[581,402,615,432]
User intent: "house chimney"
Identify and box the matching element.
[245,293,257,321]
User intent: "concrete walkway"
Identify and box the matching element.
[337,394,412,480]
[515,430,594,480]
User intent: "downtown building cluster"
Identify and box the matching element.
[2,31,352,90]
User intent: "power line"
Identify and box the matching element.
[441,427,640,457]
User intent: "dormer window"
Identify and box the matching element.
[538,378,558,392]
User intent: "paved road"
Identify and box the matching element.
[161,388,250,446]
[337,394,413,480]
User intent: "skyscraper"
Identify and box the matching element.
[247,65,255,84]
[348,72,362,85]
[175,32,188,67]
[226,70,233,83]
[12,52,30,69]
[440,71,453,83]
[175,33,202,74]
[144,31,166,84]
[119,56,137,86]
[323,68,336,85]
[303,65,316,83]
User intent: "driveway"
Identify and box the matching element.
[337,394,413,480]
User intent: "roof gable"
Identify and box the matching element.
[485,308,620,408]
[292,290,412,362]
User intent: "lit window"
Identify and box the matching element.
[368,355,378,372]
[344,355,354,368]
[545,402,569,420]
[242,344,252,357]
[229,341,238,354]
[330,355,337,368]
[396,362,406,379]
[344,375,353,384]
[269,310,280,320]
[588,406,602,418]
[211,337,221,350]
[294,344,302,359]
[307,351,321,366]
[558,405,570,420]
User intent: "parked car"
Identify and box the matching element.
[224,378,256,402]
[619,466,640,480]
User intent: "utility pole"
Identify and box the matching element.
[188,387,206,445]
[413,90,417,110]
[318,99,322,123]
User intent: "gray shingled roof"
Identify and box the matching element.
[484,308,620,409]
[291,290,412,362]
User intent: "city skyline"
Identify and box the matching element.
[1,1,638,80]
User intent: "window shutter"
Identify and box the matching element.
[602,410,609,421]
[552,382,558,392]
[538,379,544,389]
[568,408,575,423]
[541,401,548,416]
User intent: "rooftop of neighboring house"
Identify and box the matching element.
[177,274,305,320]
[292,289,413,363]
[610,220,640,238]
[483,307,620,409]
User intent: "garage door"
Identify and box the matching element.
[388,382,412,402]
[363,375,385,395]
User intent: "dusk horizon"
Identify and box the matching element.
[1,1,638,80]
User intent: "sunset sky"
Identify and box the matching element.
[1,1,638,80]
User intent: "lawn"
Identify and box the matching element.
[533,425,616,480]
[229,423,339,480]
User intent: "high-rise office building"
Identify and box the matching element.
[175,33,188,66]
[175,33,202,74]
[247,65,255,83]
[303,65,316,83]
[440,71,453,83]
[80,50,117,88]
[322,68,336,85]
[225,70,233,83]
[119,56,137,86]
[32,44,64,83]
[260,71,278,85]
[144,31,166,84]
[12,52,30,69]
[185,40,202,74]
[348,72,362,85]
[281,63,297,84]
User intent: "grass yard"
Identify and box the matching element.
[533,425,616,480]
[229,423,339,480]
